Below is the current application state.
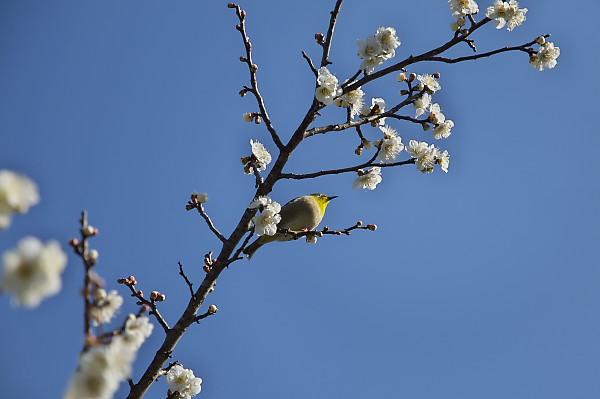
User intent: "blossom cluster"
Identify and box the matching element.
[357,27,401,74]
[407,140,450,173]
[91,288,124,326]
[0,236,67,308]
[166,364,203,399]
[249,196,281,236]
[530,39,560,71]
[0,169,39,230]
[65,315,154,399]
[486,0,528,31]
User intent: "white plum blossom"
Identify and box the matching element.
[530,42,560,71]
[438,150,451,173]
[357,27,401,73]
[250,139,272,172]
[250,196,281,236]
[377,125,404,162]
[486,0,528,31]
[414,92,432,118]
[123,314,154,350]
[65,344,121,399]
[407,140,449,173]
[428,103,446,124]
[417,74,442,93]
[369,97,387,125]
[91,289,124,326]
[448,0,479,18]
[375,26,401,57]
[315,66,342,105]
[336,87,365,118]
[0,236,67,308]
[166,364,203,399]
[353,167,383,190]
[433,119,455,140]
[65,333,141,399]
[0,169,40,230]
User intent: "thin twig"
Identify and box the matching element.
[281,158,415,180]
[301,51,318,76]
[178,262,195,298]
[233,4,284,150]
[186,196,227,243]
[320,0,345,67]
[119,277,171,332]
[277,220,377,241]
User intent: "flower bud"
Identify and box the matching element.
[397,73,406,82]
[250,64,258,73]
[197,193,209,203]
[450,21,460,31]
[243,113,254,122]
[422,123,431,131]
[355,146,363,156]
[400,89,409,96]
[254,115,262,124]
[239,56,247,62]
[457,17,466,27]
[239,88,248,97]
[82,225,98,237]
[227,3,237,8]
[367,224,378,231]
[361,138,372,150]
[536,36,546,45]
[69,238,79,247]
[88,249,99,264]
[208,304,219,314]
[408,73,416,82]
[433,72,441,79]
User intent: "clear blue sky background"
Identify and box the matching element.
[1,1,598,398]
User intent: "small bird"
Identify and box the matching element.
[243,193,337,259]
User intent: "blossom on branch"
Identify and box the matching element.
[315,66,342,105]
[336,87,365,118]
[407,140,450,173]
[250,139,272,171]
[249,196,281,236]
[486,0,528,31]
[166,364,203,399]
[377,125,404,162]
[0,236,67,308]
[91,288,124,326]
[357,27,401,74]
[353,167,383,190]
[123,314,154,349]
[416,74,442,93]
[414,92,432,118]
[433,119,454,140]
[530,42,560,71]
[448,0,479,19]
[0,169,40,230]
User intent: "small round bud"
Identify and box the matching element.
[529,54,538,65]
[460,28,469,35]
[355,146,363,156]
[82,225,98,237]
[69,238,79,247]
[240,10,246,18]
[241,156,252,164]
[208,304,219,314]
[243,112,254,122]
[244,163,254,175]
[239,88,248,97]
[239,56,247,62]
[250,64,258,73]
[450,21,460,31]
[128,276,138,285]
[457,17,466,27]
[374,139,382,148]
[356,221,363,226]
[536,36,546,45]
[433,72,441,79]
[203,265,211,273]
[306,235,318,244]
[397,72,407,82]
[227,3,237,8]
[367,224,378,231]
[408,73,416,82]
[235,24,242,31]
[415,83,424,91]
[400,89,409,96]
[422,123,431,131]
[197,193,209,204]
[88,249,99,264]
[314,33,325,44]
[94,288,107,301]
[254,115,262,124]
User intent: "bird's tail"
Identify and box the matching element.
[242,239,263,259]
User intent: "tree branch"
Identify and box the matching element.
[281,158,415,180]
[320,0,345,67]
[232,4,285,150]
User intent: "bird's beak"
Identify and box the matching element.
[328,196,338,200]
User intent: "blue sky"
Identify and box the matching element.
[1,1,598,398]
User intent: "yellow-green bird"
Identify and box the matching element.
[243,193,337,259]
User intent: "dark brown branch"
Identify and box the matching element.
[277,221,377,241]
[119,277,170,333]
[343,18,493,94]
[426,36,547,64]
[186,195,227,243]
[320,0,345,67]
[232,5,284,150]
[177,262,194,298]
[301,51,318,76]
[281,158,415,180]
